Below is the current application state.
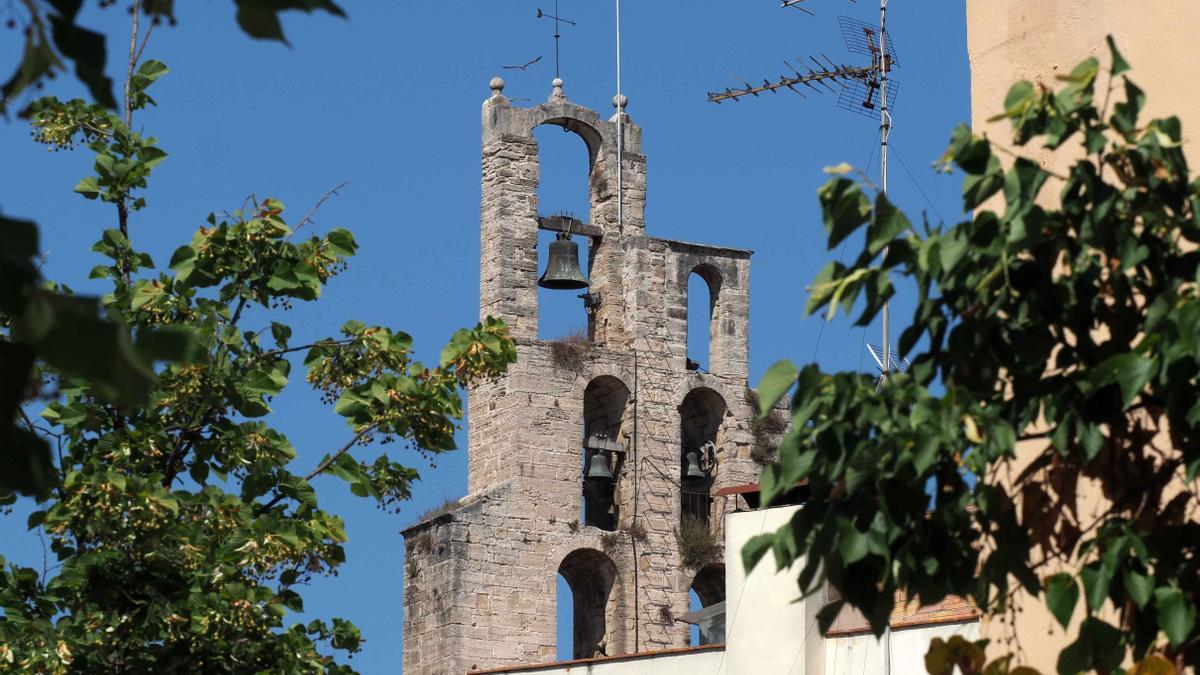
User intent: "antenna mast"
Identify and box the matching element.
[877,0,892,391]
[707,0,900,392]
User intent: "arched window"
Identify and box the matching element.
[558,549,618,659]
[689,564,727,646]
[582,376,630,531]
[691,563,726,608]
[556,573,574,660]
[535,125,592,341]
[686,265,722,371]
[679,387,726,526]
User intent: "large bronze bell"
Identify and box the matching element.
[585,452,614,481]
[538,234,588,290]
[683,450,708,480]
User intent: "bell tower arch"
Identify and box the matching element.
[401,77,762,675]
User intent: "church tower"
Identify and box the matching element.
[401,77,763,674]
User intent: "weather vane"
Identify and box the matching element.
[536,1,576,79]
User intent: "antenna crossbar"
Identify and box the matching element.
[707,63,874,103]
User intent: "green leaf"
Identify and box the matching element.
[1003,80,1036,118]
[1045,573,1079,629]
[74,176,100,199]
[326,228,357,257]
[0,426,56,501]
[137,59,169,82]
[1155,586,1196,647]
[1111,78,1146,136]
[742,533,775,572]
[1123,570,1153,609]
[962,156,1004,211]
[757,360,797,416]
[866,193,912,255]
[837,519,868,564]
[1080,563,1112,611]
[945,124,991,174]
[0,214,39,258]
[46,13,118,110]
[818,177,870,249]
[1098,353,1155,406]
[1106,35,1130,77]
[136,327,203,364]
[816,600,845,635]
[1078,422,1103,461]
[234,0,347,45]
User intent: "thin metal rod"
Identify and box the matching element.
[617,0,638,653]
[877,0,892,395]
[555,0,561,78]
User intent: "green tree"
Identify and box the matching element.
[3,0,344,116]
[0,7,516,673]
[751,39,1200,674]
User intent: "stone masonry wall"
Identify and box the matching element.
[402,78,764,675]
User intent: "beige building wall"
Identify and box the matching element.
[968,0,1200,171]
[966,1,1200,670]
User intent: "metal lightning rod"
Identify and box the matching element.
[536,1,576,80]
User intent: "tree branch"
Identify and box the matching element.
[290,181,349,239]
[124,1,140,129]
[303,425,377,482]
[254,424,378,515]
[115,0,141,286]
[132,14,156,68]
[251,338,358,363]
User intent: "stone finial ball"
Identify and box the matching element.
[612,94,628,110]
[552,78,564,88]
[489,77,505,93]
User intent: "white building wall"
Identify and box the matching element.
[723,505,825,674]
[825,621,981,675]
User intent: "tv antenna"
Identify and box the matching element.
[781,0,857,16]
[707,0,901,391]
[536,2,577,79]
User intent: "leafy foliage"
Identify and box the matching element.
[2,0,345,116]
[751,39,1200,672]
[0,18,515,674]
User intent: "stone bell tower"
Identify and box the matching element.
[401,77,763,674]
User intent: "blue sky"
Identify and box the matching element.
[0,1,971,671]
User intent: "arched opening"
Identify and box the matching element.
[691,563,726,608]
[688,589,702,646]
[679,387,725,526]
[686,265,722,372]
[558,549,618,660]
[688,564,727,646]
[535,125,592,342]
[582,376,630,531]
[556,573,574,661]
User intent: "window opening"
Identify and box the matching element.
[679,388,725,526]
[535,125,591,340]
[583,377,629,531]
[558,549,617,659]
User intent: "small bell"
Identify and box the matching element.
[586,452,614,481]
[683,450,707,480]
[538,233,588,290]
